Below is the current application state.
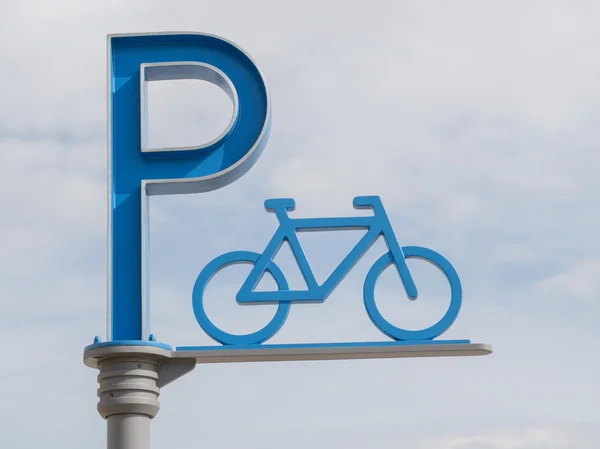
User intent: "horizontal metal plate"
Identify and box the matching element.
[172,341,493,364]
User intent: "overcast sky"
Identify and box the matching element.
[1,1,600,448]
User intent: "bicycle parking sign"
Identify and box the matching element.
[82,31,491,449]
[87,31,491,363]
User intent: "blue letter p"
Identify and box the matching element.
[107,33,270,341]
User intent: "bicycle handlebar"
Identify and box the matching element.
[265,198,296,212]
[264,196,384,214]
[353,196,382,210]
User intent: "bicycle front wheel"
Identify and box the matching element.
[192,251,291,345]
[363,246,462,341]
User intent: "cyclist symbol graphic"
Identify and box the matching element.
[192,195,462,346]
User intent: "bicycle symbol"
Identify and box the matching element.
[192,196,462,345]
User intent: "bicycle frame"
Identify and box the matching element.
[236,196,418,304]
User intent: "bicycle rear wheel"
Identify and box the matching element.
[363,246,462,341]
[192,251,291,345]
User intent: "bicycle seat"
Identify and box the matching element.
[265,198,296,212]
[353,195,382,209]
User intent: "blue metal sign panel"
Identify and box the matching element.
[97,31,478,356]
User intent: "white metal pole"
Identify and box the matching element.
[107,414,151,449]
[84,344,196,449]
[95,353,161,449]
